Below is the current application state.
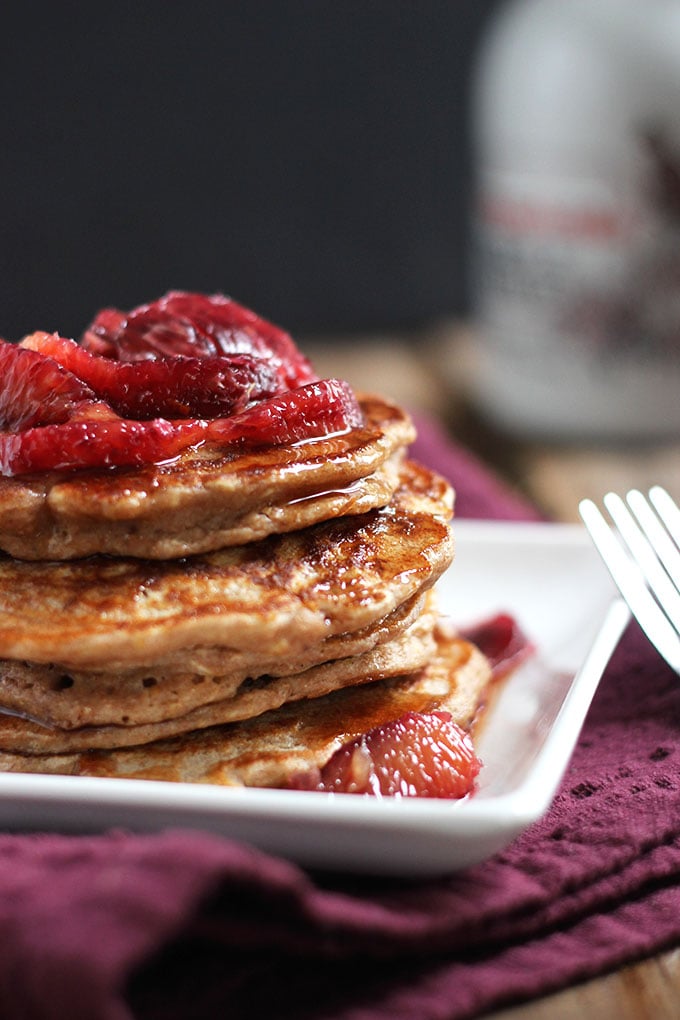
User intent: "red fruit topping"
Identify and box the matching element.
[0,293,364,476]
[207,379,363,448]
[0,379,362,475]
[0,341,94,431]
[81,307,125,355]
[291,711,481,798]
[21,332,285,419]
[82,291,317,388]
[461,613,533,680]
[0,412,207,475]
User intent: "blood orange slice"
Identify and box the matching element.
[292,711,482,798]
[0,378,362,475]
[207,379,363,448]
[82,291,316,388]
[0,413,206,475]
[21,332,286,419]
[461,613,533,680]
[0,341,94,431]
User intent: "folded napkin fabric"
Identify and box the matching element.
[0,416,678,1020]
[411,414,544,522]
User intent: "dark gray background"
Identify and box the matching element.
[0,1,502,342]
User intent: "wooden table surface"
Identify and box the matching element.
[305,324,680,1020]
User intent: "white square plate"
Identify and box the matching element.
[0,522,629,876]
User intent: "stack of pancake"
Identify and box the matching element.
[0,393,491,789]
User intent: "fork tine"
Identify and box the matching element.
[579,496,680,674]
[604,492,680,632]
[626,489,680,590]
[649,486,680,546]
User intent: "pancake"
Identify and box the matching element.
[0,591,432,729]
[0,394,414,561]
[0,459,453,673]
[0,626,491,785]
[0,598,439,753]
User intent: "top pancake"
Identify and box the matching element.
[0,394,414,560]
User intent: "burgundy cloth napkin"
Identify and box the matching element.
[2,417,680,1020]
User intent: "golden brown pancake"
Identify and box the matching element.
[0,591,432,730]
[0,459,453,674]
[0,394,414,560]
[0,627,491,786]
[0,599,439,752]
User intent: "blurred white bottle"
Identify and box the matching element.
[469,0,680,440]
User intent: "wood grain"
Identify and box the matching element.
[486,952,680,1020]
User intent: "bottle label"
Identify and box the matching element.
[470,138,680,436]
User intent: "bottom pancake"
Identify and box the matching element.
[0,624,492,788]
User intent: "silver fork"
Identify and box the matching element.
[579,486,680,674]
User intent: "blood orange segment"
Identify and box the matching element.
[21,332,286,419]
[291,711,482,798]
[461,613,533,680]
[82,291,317,388]
[0,379,362,475]
[1,293,364,475]
[80,308,126,356]
[0,341,94,431]
[0,414,207,475]
[207,379,363,448]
